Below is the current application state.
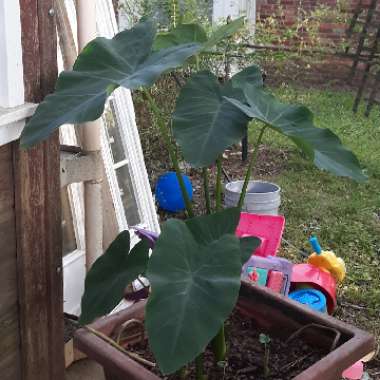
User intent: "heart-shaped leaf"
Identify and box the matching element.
[229,64,263,92]
[21,20,201,147]
[172,71,250,167]
[153,17,244,52]
[153,23,208,51]
[79,231,150,325]
[184,207,261,264]
[145,211,243,374]
[225,85,367,182]
[240,236,262,265]
[203,17,245,50]
[185,206,240,243]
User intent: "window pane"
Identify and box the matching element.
[115,164,141,226]
[105,106,127,164]
[61,189,77,256]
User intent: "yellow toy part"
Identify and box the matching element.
[307,251,346,283]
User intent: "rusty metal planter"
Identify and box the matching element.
[74,282,375,380]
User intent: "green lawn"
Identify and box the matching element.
[249,85,380,336]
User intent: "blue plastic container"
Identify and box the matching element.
[289,289,327,313]
[155,172,193,213]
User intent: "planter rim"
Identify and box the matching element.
[74,282,375,380]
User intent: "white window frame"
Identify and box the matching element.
[0,0,24,108]
[0,103,38,146]
[60,124,86,315]
[61,0,159,315]
[96,0,159,234]
[0,0,37,147]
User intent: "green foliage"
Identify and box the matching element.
[21,20,201,147]
[78,208,260,374]
[171,54,364,180]
[21,15,372,377]
[203,17,245,50]
[259,333,271,377]
[145,209,243,374]
[167,0,181,28]
[240,237,261,265]
[258,87,380,322]
[259,333,271,345]
[120,0,211,28]
[253,0,350,54]
[224,85,367,182]
[79,231,150,325]
[154,23,208,51]
[153,17,244,52]
[172,70,250,167]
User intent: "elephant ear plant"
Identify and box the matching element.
[21,19,366,379]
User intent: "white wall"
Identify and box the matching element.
[212,0,256,26]
[0,0,25,108]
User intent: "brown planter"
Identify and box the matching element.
[74,281,375,380]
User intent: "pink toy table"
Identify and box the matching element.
[236,213,285,257]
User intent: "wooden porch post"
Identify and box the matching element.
[15,1,65,380]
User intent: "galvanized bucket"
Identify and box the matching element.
[224,180,281,215]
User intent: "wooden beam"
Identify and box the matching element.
[0,144,22,380]
[55,0,77,70]
[15,1,64,380]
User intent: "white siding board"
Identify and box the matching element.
[0,0,25,108]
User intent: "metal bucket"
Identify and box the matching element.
[224,180,281,215]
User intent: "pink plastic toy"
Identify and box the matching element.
[236,213,285,257]
[342,361,364,379]
[291,263,337,314]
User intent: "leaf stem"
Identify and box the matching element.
[238,126,267,210]
[195,354,206,380]
[211,325,226,362]
[202,167,211,214]
[176,366,187,379]
[264,342,270,378]
[143,89,194,218]
[215,157,223,212]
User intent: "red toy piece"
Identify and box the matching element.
[267,271,284,293]
[291,263,337,314]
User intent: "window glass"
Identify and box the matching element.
[61,189,77,256]
[115,163,141,226]
[105,106,127,164]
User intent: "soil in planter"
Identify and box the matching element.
[127,311,327,380]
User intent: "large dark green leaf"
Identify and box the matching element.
[186,207,261,265]
[153,23,208,51]
[223,65,264,104]
[145,212,242,374]
[240,236,262,265]
[184,207,261,264]
[21,20,201,147]
[172,71,250,167]
[185,207,240,244]
[229,64,263,91]
[153,17,244,52]
[79,231,150,325]
[225,85,367,182]
[203,17,245,50]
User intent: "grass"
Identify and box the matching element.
[249,85,380,338]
